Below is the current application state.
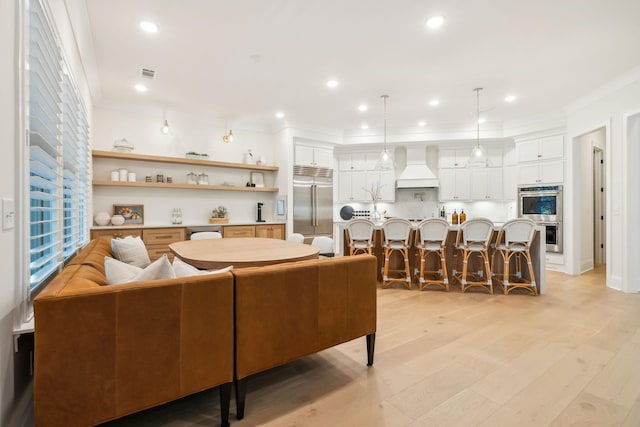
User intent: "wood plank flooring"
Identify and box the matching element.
[100,266,640,426]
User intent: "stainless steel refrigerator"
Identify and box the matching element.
[293,165,333,238]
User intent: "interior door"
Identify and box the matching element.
[293,176,314,236]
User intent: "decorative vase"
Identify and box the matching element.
[110,215,125,226]
[371,202,382,223]
[94,211,111,226]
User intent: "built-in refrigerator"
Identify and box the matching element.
[293,165,333,238]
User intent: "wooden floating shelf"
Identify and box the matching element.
[92,180,279,193]
[92,150,279,172]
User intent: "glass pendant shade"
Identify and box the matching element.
[467,87,489,167]
[161,119,170,134]
[376,94,394,171]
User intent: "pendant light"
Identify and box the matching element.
[161,119,170,134]
[376,94,394,171]
[468,87,487,166]
[222,129,234,143]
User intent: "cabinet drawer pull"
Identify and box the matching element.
[152,234,174,239]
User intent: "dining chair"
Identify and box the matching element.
[453,217,494,294]
[381,218,413,289]
[415,218,450,291]
[345,219,375,256]
[493,218,538,295]
[190,231,222,240]
[311,236,335,258]
[287,233,305,243]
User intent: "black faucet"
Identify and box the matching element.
[256,202,265,222]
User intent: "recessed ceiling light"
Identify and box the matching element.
[275,112,285,119]
[429,99,440,107]
[361,124,369,130]
[478,117,487,124]
[358,104,368,112]
[425,15,445,30]
[139,21,158,33]
[326,80,339,89]
[134,84,148,92]
[505,94,517,103]
[418,121,426,127]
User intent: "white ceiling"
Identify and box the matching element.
[85,0,640,133]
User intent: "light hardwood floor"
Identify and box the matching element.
[101,266,640,426]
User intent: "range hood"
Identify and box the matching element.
[396,146,440,188]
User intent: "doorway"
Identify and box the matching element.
[593,147,606,265]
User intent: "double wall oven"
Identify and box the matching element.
[518,185,563,253]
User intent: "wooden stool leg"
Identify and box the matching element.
[525,251,538,296]
[440,249,449,291]
[460,249,469,293]
[382,246,390,288]
[403,247,411,289]
[483,249,493,294]
[418,249,426,290]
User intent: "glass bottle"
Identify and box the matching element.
[452,209,459,225]
[460,209,466,223]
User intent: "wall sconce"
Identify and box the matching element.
[161,119,170,134]
[222,129,234,143]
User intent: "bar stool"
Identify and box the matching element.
[453,217,494,294]
[381,218,412,289]
[493,218,538,296]
[345,219,375,255]
[415,218,450,291]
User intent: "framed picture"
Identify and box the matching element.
[250,172,264,188]
[113,204,144,225]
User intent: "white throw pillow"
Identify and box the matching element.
[105,255,176,285]
[172,257,233,278]
[111,236,151,268]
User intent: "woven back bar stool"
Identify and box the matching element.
[381,218,413,289]
[345,219,375,255]
[453,217,494,294]
[415,218,450,291]
[493,218,538,295]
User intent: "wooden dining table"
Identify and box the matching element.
[169,237,320,270]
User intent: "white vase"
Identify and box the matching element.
[111,215,125,226]
[94,211,111,226]
[371,202,382,223]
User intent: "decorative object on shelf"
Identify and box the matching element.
[256,155,267,165]
[156,173,164,183]
[94,211,111,226]
[145,175,153,182]
[166,176,173,183]
[468,87,489,167]
[127,172,136,182]
[110,170,120,181]
[243,149,255,164]
[110,215,125,226]
[187,172,197,184]
[118,168,128,181]
[185,151,209,160]
[209,206,229,224]
[250,172,264,187]
[112,138,134,153]
[198,172,209,185]
[113,204,144,225]
[161,119,170,135]
[376,94,394,171]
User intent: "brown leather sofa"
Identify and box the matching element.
[33,239,235,427]
[34,240,377,425]
[232,254,377,419]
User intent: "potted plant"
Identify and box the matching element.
[209,206,229,224]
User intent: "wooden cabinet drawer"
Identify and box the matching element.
[255,224,285,240]
[147,246,174,261]
[143,228,185,245]
[223,226,255,238]
[91,228,142,240]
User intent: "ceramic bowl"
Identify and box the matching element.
[110,215,125,226]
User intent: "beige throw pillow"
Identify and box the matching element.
[105,255,176,285]
[172,257,233,278]
[111,236,151,268]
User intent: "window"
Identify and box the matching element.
[27,0,90,295]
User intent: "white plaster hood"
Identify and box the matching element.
[396,146,439,188]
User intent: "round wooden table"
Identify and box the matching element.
[169,237,320,270]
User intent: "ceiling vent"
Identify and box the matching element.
[141,68,156,79]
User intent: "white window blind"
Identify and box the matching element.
[27,0,90,293]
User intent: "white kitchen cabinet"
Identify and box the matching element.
[438,169,470,201]
[503,165,518,200]
[295,145,334,168]
[438,148,468,168]
[517,159,563,185]
[365,170,395,202]
[470,168,503,200]
[517,135,564,163]
[338,171,367,201]
[338,152,367,171]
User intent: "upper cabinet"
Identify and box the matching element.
[438,148,468,168]
[516,134,564,185]
[336,151,395,202]
[517,135,564,162]
[295,145,333,169]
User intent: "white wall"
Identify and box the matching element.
[566,72,640,292]
[1,0,19,424]
[91,106,281,224]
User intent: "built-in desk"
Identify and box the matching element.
[339,223,546,294]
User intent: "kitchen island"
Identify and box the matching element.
[336,220,546,294]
